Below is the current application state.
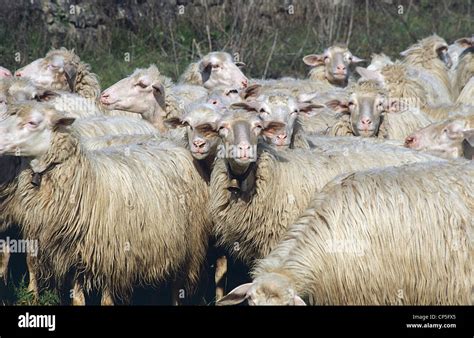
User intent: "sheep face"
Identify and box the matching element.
[216,273,305,306]
[0,103,74,158]
[348,92,387,137]
[199,52,248,90]
[0,66,12,78]
[0,78,59,112]
[101,66,167,117]
[15,52,76,92]
[303,45,364,86]
[165,104,222,160]
[216,111,266,173]
[405,119,471,158]
[232,93,323,148]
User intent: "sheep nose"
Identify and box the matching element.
[15,72,22,77]
[405,135,415,147]
[193,139,206,148]
[361,117,372,126]
[336,64,346,71]
[100,93,109,102]
[241,80,248,88]
[277,134,287,140]
[238,142,251,151]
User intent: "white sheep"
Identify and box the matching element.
[218,160,473,305]
[0,102,211,305]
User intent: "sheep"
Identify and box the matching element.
[452,47,474,101]
[401,34,453,105]
[303,44,365,87]
[210,110,442,269]
[230,92,324,148]
[164,103,226,181]
[367,53,393,71]
[327,77,433,141]
[0,102,211,305]
[0,66,12,78]
[218,160,473,305]
[405,114,474,159]
[179,52,248,90]
[15,48,100,99]
[100,65,208,133]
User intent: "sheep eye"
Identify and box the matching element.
[227,89,238,95]
[212,64,220,69]
[259,108,267,113]
[292,109,299,114]
[442,129,448,133]
[136,82,148,88]
[348,102,355,107]
[254,124,263,130]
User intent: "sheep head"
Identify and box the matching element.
[100,65,169,131]
[0,66,12,78]
[303,44,364,86]
[327,80,389,138]
[401,34,452,69]
[164,103,223,160]
[216,272,306,306]
[0,102,74,158]
[199,52,248,90]
[231,93,324,148]
[405,118,473,159]
[15,48,81,92]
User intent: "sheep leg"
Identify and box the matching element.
[100,289,114,306]
[71,277,86,306]
[0,248,10,304]
[215,255,227,301]
[26,252,39,301]
[0,247,10,286]
[171,281,185,306]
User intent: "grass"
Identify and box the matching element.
[6,274,60,306]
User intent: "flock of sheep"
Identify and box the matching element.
[0,33,472,306]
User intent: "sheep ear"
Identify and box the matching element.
[303,54,324,66]
[35,89,60,102]
[235,61,246,68]
[201,62,212,83]
[152,83,167,111]
[216,283,253,306]
[51,115,75,127]
[297,92,318,103]
[400,47,414,57]
[350,55,365,64]
[326,99,349,113]
[298,102,326,116]
[446,120,468,139]
[294,295,306,306]
[163,117,187,129]
[455,37,473,48]
[230,102,258,112]
[356,67,384,84]
[63,63,77,92]
[462,130,474,160]
[242,84,261,100]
